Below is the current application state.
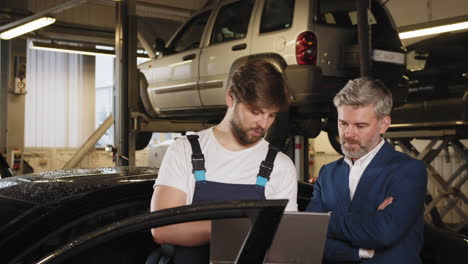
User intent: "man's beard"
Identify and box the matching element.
[340,138,369,159]
[230,108,265,146]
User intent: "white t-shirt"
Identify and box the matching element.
[155,127,298,211]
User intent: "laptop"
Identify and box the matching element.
[210,212,330,264]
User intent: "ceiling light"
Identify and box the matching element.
[0,17,56,40]
[398,15,468,40]
[0,0,89,40]
[399,21,468,39]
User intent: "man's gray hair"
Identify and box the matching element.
[333,77,393,119]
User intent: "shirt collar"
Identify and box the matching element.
[344,138,385,168]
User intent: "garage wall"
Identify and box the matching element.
[0,41,9,154]
[22,147,152,172]
[428,148,467,224]
[308,132,342,180]
[22,133,179,173]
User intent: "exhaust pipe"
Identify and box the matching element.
[357,0,372,78]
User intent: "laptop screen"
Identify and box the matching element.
[210,212,330,264]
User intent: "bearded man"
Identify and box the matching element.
[150,59,297,263]
[307,77,427,264]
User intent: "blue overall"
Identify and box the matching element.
[171,134,279,264]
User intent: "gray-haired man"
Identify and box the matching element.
[307,77,427,264]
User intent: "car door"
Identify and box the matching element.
[250,0,296,65]
[31,200,288,264]
[198,0,256,108]
[139,11,211,114]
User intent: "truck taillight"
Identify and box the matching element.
[296,32,317,65]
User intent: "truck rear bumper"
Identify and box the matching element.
[285,65,347,107]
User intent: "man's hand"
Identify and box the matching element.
[377,196,393,211]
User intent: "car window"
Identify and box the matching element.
[260,0,294,33]
[317,0,378,27]
[319,10,376,26]
[169,11,211,53]
[2,180,154,264]
[210,0,254,45]
[406,50,428,72]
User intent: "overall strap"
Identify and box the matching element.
[186,135,206,181]
[256,145,279,187]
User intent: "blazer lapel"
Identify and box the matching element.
[350,141,395,208]
[336,159,352,210]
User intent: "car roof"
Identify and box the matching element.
[0,166,158,204]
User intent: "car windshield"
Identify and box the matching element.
[406,33,468,72]
[405,31,468,100]
[0,196,35,226]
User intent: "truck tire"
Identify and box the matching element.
[139,71,158,119]
[325,117,343,155]
[265,111,290,150]
[136,132,153,151]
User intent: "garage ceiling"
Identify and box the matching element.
[0,0,212,47]
[0,0,467,47]
[386,0,468,45]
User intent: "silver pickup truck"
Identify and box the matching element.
[138,0,407,149]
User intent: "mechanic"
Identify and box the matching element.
[150,59,298,263]
[307,77,428,263]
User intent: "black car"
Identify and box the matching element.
[0,167,301,263]
[392,31,468,125]
[0,167,466,263]
[406,31,468,101]
[0,167,160,263]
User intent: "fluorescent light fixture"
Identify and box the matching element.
[398,15,468,40]
[0,0,88,40]
[399,21,468,39]
[0,17,56,40]
[31,41,115,57]
[30,41,150,61]
[95,45,115,51]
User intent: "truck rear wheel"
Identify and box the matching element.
[325,117,343,155]
[265,111,290,150]
[136,132,152,151]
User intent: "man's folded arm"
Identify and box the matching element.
[306,170,361,262]
[328,161,428,249]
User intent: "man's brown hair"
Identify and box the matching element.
[228,59,291,110]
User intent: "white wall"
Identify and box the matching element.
[308,132,342,180]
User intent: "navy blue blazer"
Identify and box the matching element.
[307,141,427,264]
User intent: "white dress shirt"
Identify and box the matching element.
[343,139,385,259]
[344,139,385,200]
